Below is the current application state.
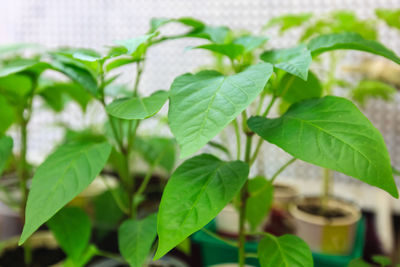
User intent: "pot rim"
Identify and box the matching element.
[273,182,298,199]
[289,195,361,226]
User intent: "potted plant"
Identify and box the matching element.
[152,17,400,267]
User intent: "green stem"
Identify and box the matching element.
[238,135,252,267]
[233,119,241,160]
[262,95,277,117]
[100,176,129,214]
[201,228,238,248]
[96,249,125,263]
[270,157,296,183]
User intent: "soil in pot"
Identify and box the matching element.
[290,196,361,255]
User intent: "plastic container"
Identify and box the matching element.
[192,218,365,267]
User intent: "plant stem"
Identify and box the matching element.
[201,228,238,248]
[133,61,144,97]
[233,119,241,160]
[262,95,277,117]
[238,135,252,267]
[270,157,296,183]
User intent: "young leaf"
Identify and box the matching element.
[0,74,33,101]
[248,96,398,198]
[105,57,140,72]
[168,63,273,158]
[257,234,313,267]
[135,137,176,172]
[47,207,91,262]
[0,136,13,176]
[106,90,169,120]
[246,176,273,231]
[348,258,371,267]
[118,213,157,267]
[277,71,322,105]
[308,33,400,64]
[187,25,231,44]
[113,32,158,56]
[351,80,396,107]
[261,44,312,80]
[372,255,392,267]
[375,9,400,30]
[191,43,245,60]
[0,59,51,78]
[233,35,269,53]
[264,13,313,33]
[19,141,112,245]
[155,154,249,259]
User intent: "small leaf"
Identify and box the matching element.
[168,63,273,158]
[191,43,245,60]
[376,9,400,30]
[0,59,51,78]
[308,33,400,64]
[113,32,158,55]
[106,90,169,120]
[372,255,392,267]
[264,13,313,33]
[258,234,313,267]
[0,136,13,176]
[261,44,312,80]
[233,35,269,53]
[246,176,273,231]
[0,74,33,101]
[20,141,112,244]
[277,71,322,105]
[105,57,140,72]
[187,25,231,44]
[248,96,398,198]
[348,258,371,267]
[155,154,249,259]
[47,207,91,262]
[351,80,396,107]
[135,137,176,172]
[119,213,157,267]
[0,95,16,134]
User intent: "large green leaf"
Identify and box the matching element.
[47,207,91,262]
[155,154,249,259]
[258,234,313,267]
[261,45,312,80]
[135,137,176,172]
[118,213,157,267]
[246,177,273,231]
[0,136,13,176]
[248,96,398,197]
[308,33,400,64]
[106,90,168,120]
[20,141,112,244]
[168,63,273,158]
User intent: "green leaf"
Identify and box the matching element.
[246,176,273,231]
[19,141,112,244]
[308,33,400,64]
[351,80,396,107]
[376,9,400,30]
[0,74,33,102]
[168,63,273,158]
[248,96,398,198]
[73,49,103,62]
[47,207,91,262]
[277,71,322,104]
[150,17,205,33]
[258,234,313,267]
[261,44,312,80]
[191,43,245,60]
[119,213,157,267]
[0,59,51,78]
[264,13,313,33]
[0,136,13,176]
[113,32,158,55]
[51,55,98,96]
[105,57,140,72]
[155,154,249,259]
[0,95,16,134]
[187,25,231,44]
[233,35,269,53]
[0,44,40,56]
[135,137,176,172]
[348,258,371,267]
[106,90,169,120]
[372,255,392,267]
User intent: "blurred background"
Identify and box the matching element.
[1,0,400,264]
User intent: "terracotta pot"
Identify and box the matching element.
[289,196,361,255]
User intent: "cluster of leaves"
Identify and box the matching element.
[1,12,400,267]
